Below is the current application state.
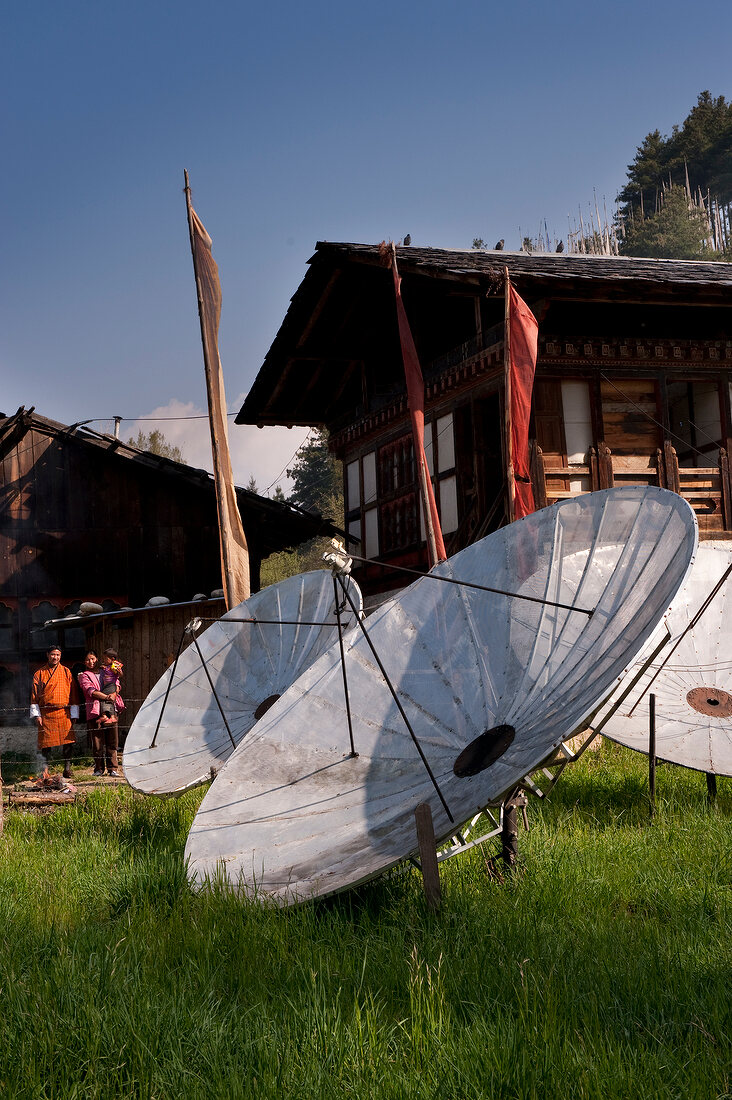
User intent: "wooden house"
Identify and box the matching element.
[237,244,732,601]
[0,407,338,735]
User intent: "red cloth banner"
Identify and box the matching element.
[508,283,539,519]
[390,252,447,564]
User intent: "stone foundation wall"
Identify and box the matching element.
[0,725,89,756]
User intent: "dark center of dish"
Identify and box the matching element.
[686,687,732,717]
[453,724,515,777]
[254,694,281,720]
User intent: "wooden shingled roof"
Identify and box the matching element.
[236,241,732,430]
[310,242,732,288]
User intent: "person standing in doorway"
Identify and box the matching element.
[30,646,81,778]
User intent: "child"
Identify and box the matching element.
[98,649,124,726]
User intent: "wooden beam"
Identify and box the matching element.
[322,360,359,420]
[9,791,76,808]
[663,440,680,494]
[530,442,547,509]
[295,269,342,349]
[720,449,731,530]
[414,802,441,911]
[501,789,526,869]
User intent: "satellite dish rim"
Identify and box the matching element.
[185,487,699,905]
[594,541,732,776]
[122,569,364,797]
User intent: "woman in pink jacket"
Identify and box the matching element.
[77,649,124,777]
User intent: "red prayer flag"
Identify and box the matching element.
[390,250,447,564]
[508,282,539,520]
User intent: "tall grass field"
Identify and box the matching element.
[0,741,730,1099]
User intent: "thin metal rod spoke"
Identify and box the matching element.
[336,575,454,824]
[332,576,357,757]
[150,627,188,748]
[345,551,594,617]
[191,635,238,750]
[196,617,347,627]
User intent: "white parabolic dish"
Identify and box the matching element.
[185,487,698,905]
[594,541,732,775]
[123,571,363,795]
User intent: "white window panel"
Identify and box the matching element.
[364,508,379,559]
[346,461,360,510]
[436,413,455,472]
[424,426,435,476]
[363,451,377,506]
[348,519,362,549]
[439,476,459,532]
[693,383,721,467]
[561,380,592,465]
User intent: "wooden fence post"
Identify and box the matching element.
[656,448,666,489]
[649,693,656,819]
[719,448,731,530]
[501,789,527,869]
[598,442,614,488]
[530,442,548,510]
[706,773,717,804]
[663,440,680,494]
[414,802,441,911]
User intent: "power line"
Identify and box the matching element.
[121,413,237,422]
[263,428,315,495]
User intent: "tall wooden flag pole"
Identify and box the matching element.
[184,170,250,609]
[387,242,446,568]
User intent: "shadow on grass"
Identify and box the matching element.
[541,742,731,827]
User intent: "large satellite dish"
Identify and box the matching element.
[185,487,697,905]
[123,570,363,795]
[593,541,732,775]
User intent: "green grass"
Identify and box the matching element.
[0,741,730,1099]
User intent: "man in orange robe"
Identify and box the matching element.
[30,646,81,777]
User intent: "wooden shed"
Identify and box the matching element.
[0,408,339,730]
[84,598,226,739]
[237,243,732,600]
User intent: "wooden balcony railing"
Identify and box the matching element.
[535,440,732,531]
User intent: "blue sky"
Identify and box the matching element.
[2,0,731,489]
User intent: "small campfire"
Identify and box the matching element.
[32,768,76,793]
[6,769,79,808]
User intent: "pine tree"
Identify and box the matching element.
[261,431,344,587]
[621,186,710,260]
[618,92,732,223]
[286,429,342,518]
[128,430,184,462]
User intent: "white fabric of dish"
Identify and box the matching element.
[123,571,363,795]
[594,542,732,774]
[185,487,698,905]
